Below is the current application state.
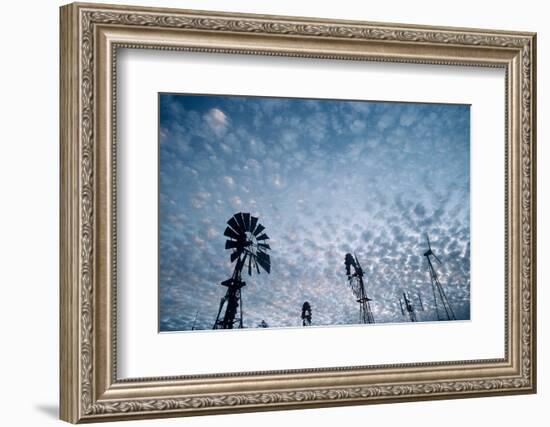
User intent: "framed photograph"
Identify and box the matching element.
[60,2,536,423]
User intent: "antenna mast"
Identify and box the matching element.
[399,291,424,322]
[423,235,456,321]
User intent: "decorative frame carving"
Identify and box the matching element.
[60,2,536,423]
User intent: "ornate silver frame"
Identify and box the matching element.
[60,2,536,423]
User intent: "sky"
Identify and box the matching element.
[158,93,471,332]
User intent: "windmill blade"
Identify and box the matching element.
[258,243,271,250]
[433,253,443,264]
[256,251,271,273]
[227,216,242,234]
[426,234,432,251]
[243,213,251,231]
[248,253,252,275]
[223,226,240,240]
[250,216,259,234]
[256,250,270,264]
[253,223,265,236]
[256,257,270,273]
[225,240,242,250]
[254,258,260,274]
[256,233,270,241]
[235,212,246,232]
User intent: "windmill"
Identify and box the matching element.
[257,320,269,328]
[301,301,312,326]
[399,291,424,322]
[345,253,375,324]
[424,234,456,321]
[213,212,271,329]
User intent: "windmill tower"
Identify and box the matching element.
[345,253,375,324]
[213,212,271,329]
[424,235,456,321]
[301,301,312,326]
[399,291,424,322]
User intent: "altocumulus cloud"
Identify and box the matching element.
[204,107,229,137]
[158,94,470,332]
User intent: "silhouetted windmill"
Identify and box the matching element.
[213,212,271,329]
[424,234,456,321]
[345,253,375,324]
[399,291,424,322]
[301,301,312,326]
[257,320,269,328]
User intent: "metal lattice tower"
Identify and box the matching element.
[423,234,456,321]
[399,291,424,322]
[345,253,375,324]
[213,212,271,329]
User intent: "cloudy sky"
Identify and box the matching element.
[158,93,470,332]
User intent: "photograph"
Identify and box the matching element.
[158,93,471,332]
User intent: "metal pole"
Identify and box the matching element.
[427,257,442,321]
